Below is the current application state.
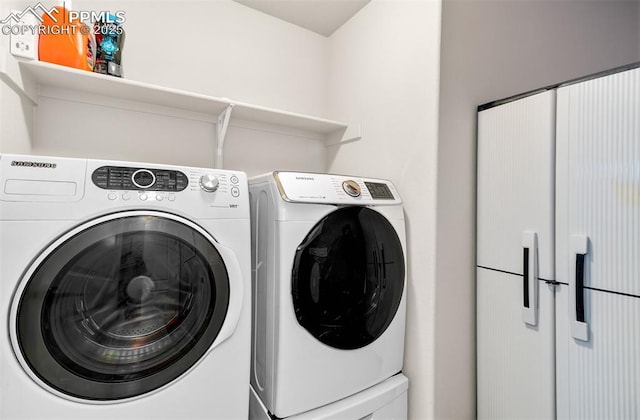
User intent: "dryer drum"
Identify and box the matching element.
[15,213,230,401]
[291,207,405,350]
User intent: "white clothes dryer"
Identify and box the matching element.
[0,154,251,419]
[249,373,409,420]
[249,172,407,418]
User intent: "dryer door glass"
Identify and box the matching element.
[15,213,230,401]
[291,207,405,350]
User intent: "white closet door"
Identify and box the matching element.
[477,91,556,419]
[477,268,556,420]
[556,67,640,419]
[556,286,640,419]
[477,90,556,280]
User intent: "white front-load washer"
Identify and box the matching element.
[0,154,251,419]
[249,172,407,418]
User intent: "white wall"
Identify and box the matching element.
[435,1,640,419]
[0,84,34,154]
[73,0,329,118]
[63,0,330,173]
[1,0,6,152]
[0,0,33,154]
[4,0,331,173]
[326,1,442,418]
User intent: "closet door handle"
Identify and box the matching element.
[523,248,530,307]
[522,231,538,326]
[570,235,589,341]
[575,254,586,322]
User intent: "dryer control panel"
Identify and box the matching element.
[273,172,402,205]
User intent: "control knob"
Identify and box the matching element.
[199,174,220,192]
[342,180,361,197]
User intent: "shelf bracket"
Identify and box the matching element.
[0,48,38,104]
[325,122,362,147]
[215,103,234,169]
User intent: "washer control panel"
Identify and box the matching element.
[273,172,401,205]
[92,166,189,192]
[0,155,248,220]
[92,164,246,209]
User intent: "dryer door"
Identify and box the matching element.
[291,207,405,350]
[12,211,233,401]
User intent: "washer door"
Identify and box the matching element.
[291,207,405,350]
[13,212,231,401]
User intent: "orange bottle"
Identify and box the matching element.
[38,6,95,71]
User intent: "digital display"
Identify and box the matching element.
[364,182,395,199]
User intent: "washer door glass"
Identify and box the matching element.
[291,207,405,350]
[15,213,230,401]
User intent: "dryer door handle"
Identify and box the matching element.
[207,242,244,352]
